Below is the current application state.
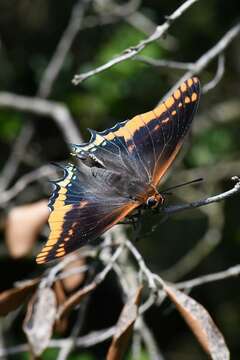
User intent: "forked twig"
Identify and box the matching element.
[72,0,199,84]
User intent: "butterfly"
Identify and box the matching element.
[36,77,200,264]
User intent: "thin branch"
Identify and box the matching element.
[92,244,124,285]
[38,0,92,98]
[80,0,141,32]
[0,165,55,206]
[57,271,93,360]
[125,239,157,292]
[162,201,224,281]
[163,22,240,100]
[131,330,142,360]
[0,327,116,357]
[0,0,88,193]
[75,326,116,347]
[176,264,240,291]
[56,244,124,319]
[139,318,165,360]
[0,93,82,145]
[93,0,141,18]
[134,55,194,70]
[0,124,34,192]
[202,54,225,93]
[162,176,240,216]
[126,11,177,51]
[72,0,199,84]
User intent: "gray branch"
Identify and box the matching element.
[38,0,92,98]
[162,176,240,216]
[0,92,82,145]
[134,55,194,70]
[72,0,199,84]
[0,165,55,206]
[176,264,240,291]
[162,22,240,100]
[0,326,116,358]
[202,54,225,93]
[0,0,88,192]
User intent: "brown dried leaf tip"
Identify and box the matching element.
[164,285,230,360]
[0,278,39,316]
[107,286,143,360]
[57,282,97,320]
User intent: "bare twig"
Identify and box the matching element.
[0,93,82,145]
[0,165,55,206]
[176,264,240,290]
[125,239,157,292]
[93,0,141,17]
[126,11,177,50]
[163,22,240,100]
[0,326,116,357]
[57,275,93,360]
[72,0,199,84]
[134,55,194,70]
[162,176,240,216]
[0,0,88,193]
[6,265,240,357]
[139,318,165,360]
[0,124,34,192]
[75,325,116,346]
[202,54,225,93]
[82,1,175,51]
[38,0,92,98]
[94,244,124,285]
[162,201,224,281]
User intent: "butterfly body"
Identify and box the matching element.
[36,77,200,264]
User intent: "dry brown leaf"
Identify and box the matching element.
[107,286,142,360]
[6,200,49,258]
[164,285,230,360]
[57,282,97,319]
[62,257,86,292]
[0,278,39,316]
[23,287,57,356]
[53,280,68,333]
[54,280,66,306]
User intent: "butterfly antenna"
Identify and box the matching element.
[161,177,203,194]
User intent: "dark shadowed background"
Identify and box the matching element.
[0,0,240,359]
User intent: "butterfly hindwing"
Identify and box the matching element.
[36,163,139,264]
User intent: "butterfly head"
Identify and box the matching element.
[146,193,164,209]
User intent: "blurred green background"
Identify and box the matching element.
[0,0,240,359]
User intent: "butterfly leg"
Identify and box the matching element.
[132,219,142,242]
[119,209,143,241]
[130,209,143,242]
[119,218,138,225]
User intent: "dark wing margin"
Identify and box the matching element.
[151,76,201,185]
[36,164,138,264]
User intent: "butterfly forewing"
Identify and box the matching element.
[151,77,200,185]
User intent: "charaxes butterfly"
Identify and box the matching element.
[36,77,200,264]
